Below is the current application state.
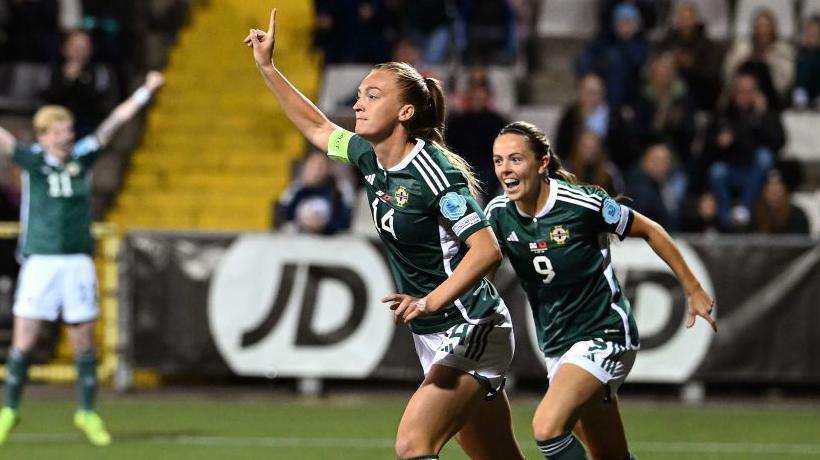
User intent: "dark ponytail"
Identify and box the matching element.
[374,62,481,197]
[498,121,577,184]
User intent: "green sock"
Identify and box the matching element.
[75,352,97,412]
[3,349,30,410]
[537,433,588,459]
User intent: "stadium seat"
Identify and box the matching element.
[783,111,820,161]
[0,63,50,112]
[536,0,598,39]
[803,0,820,19]
[511,105,562,140]
[793,190,820,236]
[735,0,797,40]
[318,64,372,116]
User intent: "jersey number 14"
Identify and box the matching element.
[371,198,397,239]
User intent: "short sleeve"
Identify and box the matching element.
[327,127,373,169]
[438,187,489,241]
[12,144,41,172]
[591,187,634,240]
[483,200,507,252]
[72,135,102,167]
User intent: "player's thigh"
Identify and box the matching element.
[12,316,47,352]
[396,364,484,456]
[61,255,99,324]
[455,389,524,460]
[533,363,604,439]
[574,396,629,460]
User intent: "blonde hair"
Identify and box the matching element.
[373,62,481,198]
[33,105,74,135]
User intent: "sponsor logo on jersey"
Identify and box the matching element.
[602,198,621,224]
[365,174,375,185]
[394,185,409,207]
[439,192,467,221]
[66,162,81,176]
[507,231,519,242]
[550,225,570,245]
[528,240,549,253]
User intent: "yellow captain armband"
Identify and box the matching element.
[327,127,354,164]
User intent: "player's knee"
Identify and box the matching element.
[394,431,437,459]
[532,415,566,441]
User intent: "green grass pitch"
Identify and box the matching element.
[3,391,820,459]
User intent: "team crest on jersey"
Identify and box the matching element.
[439,192,467,221]
[602,198,621,224]
[549,225,570,245]
[528,240,549,253]
[66,162,81,176]
[394,185,409,207]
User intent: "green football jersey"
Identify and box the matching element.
[13,135,101,256]
[485,179,639,356]
[328,128,504,334]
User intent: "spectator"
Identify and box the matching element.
[459,0,517,65]
[555,73,636,172]
[399,0,454,66]
[703,72,785,231]
[634,52,696,163]
[723,8,795,108]
[447,69,509,204]
[596,0,658,40]
[276,151,354,235]
[82,0,143,96]
[754,170,810,235]
[625,142,687,231]
[657,1,722,110]
[682,191,721,234]
[42,30,115,138]
[566,131,624,196]
[793,15,820,110]
[576,2,649,109]
[313,0,360,64]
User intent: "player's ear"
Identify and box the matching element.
[398,104,415,122]
[537,154,549,176]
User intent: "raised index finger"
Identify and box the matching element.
[268,8,277,36]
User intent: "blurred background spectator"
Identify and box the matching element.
[793,15,820,110]
[42,30,116,137]
[656,1,722,111]
[754,169,810,234]
[555,73,636,172]
[446,66,509,204]
[626,142,687,231]
[703,71,785,231]
[459,0,517,65]
[634,51,696,165]
[275,151,355,235]
[397,0,454,66]
[723,8,795,110]
[576,2,649,109]
[682,191,721,234]
[565,130,624,196]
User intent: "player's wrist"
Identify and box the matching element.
[133,86,152,106]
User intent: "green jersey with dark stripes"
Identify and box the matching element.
[328,128,504,334]
[485,179,639,356]
[13,136,102,256]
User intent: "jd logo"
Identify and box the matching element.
[208,235,394,378]
[612,239,715,382]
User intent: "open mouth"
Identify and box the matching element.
[503,178,521,193]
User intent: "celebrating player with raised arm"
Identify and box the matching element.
[0,71,165,446]
[485,122,716,460]
[245,9,524,460]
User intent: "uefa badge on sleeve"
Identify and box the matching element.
[602,198,621,224]
[439,192,467,221]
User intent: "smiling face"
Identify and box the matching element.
[352,69,411,142]
[37,119,75,161]
[492,133,548,202]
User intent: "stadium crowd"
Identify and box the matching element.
[288,0,818,237]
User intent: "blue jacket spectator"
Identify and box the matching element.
[793,16,820,109]
[625,143,687,231]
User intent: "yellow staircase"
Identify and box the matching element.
[108,0,319,230]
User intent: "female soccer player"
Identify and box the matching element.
[485,122,716,460]
[244,9,523,460]
[0,71,164,446]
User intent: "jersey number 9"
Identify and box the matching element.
[533,255,555,284]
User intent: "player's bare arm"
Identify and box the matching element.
[0,126,16,157]
[385,227,502,323]
[95,71,165,148]
[629,211,717,331]
[244,8,336,151]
